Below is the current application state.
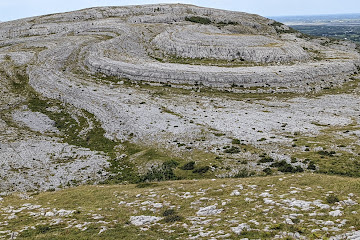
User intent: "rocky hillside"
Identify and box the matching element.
[1,4,360,238]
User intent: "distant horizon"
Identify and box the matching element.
[0,1,359,22]
[268,12,360,18]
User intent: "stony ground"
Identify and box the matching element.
[0,174,359,239]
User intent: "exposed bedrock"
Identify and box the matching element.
[85,51,357,89]
[1,4,360,193]
[0,4,358,91]
[152,25,310,63]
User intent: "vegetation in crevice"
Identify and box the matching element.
[185,16,212,25]
[270,21,298,34]
[28,96,117,155]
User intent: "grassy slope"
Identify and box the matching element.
[1,173,359,239]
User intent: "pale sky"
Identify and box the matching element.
[0,0,359,22]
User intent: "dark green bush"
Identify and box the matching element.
[307,161,317,170]
[263,168,272,175]
[217,21,238,25]
[162,209,183,223]
[326,195,340,204]
[163,209,176,216]
[192,166,210,174]
[185,16,212,24]
[270,160,303,173]
[36,225,51,234]
[224,146,240,154]
[140,160,180,182]
[164,214,183,223]
[259,156,274,163]
[317,150,336,156]
[231,139,241,144]
[163,159,179,169]
[180,161,195,170]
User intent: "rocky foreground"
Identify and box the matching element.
[1,174,360,239]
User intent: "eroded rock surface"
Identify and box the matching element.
[0,4,360,193]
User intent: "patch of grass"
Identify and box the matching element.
[239,230,275,238]
[4,174,360,239]
[156,55,262,68]
[292,122,360,177]
[136,182,158,188]
[28,96,117,155]
[4,54,11,61]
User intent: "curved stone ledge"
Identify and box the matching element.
[85,50,357,89]
[152,25,309,63]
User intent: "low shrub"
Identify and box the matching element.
[185,16,212,25]
[180,161,195,170]
[307,161,317,170]
[263,168,272,175]
[317,150,336,156]
[270,160,303,173]
[224,146,240,154]
[192,166,210,174]
[164,214,183,223]
[326,195,340,204]
[163,209,176,216]
[162,209,183,223]
[259,156,274,163]
[233,168,255,178]
[140,160,180,182]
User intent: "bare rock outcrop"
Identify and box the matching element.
[1,4,360,193]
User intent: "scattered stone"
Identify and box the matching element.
[130,216,162,226]
[329,210,343,217]
[230,190,241,196]
[196,205,223,216]
[231,223,250,235]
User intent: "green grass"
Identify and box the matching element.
[290,122,360,177]
[104,142,220,184]
[28,96,117,155]
[1,174,360,239]
[151,54,267,68]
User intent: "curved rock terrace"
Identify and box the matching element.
[1,4,360,239]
